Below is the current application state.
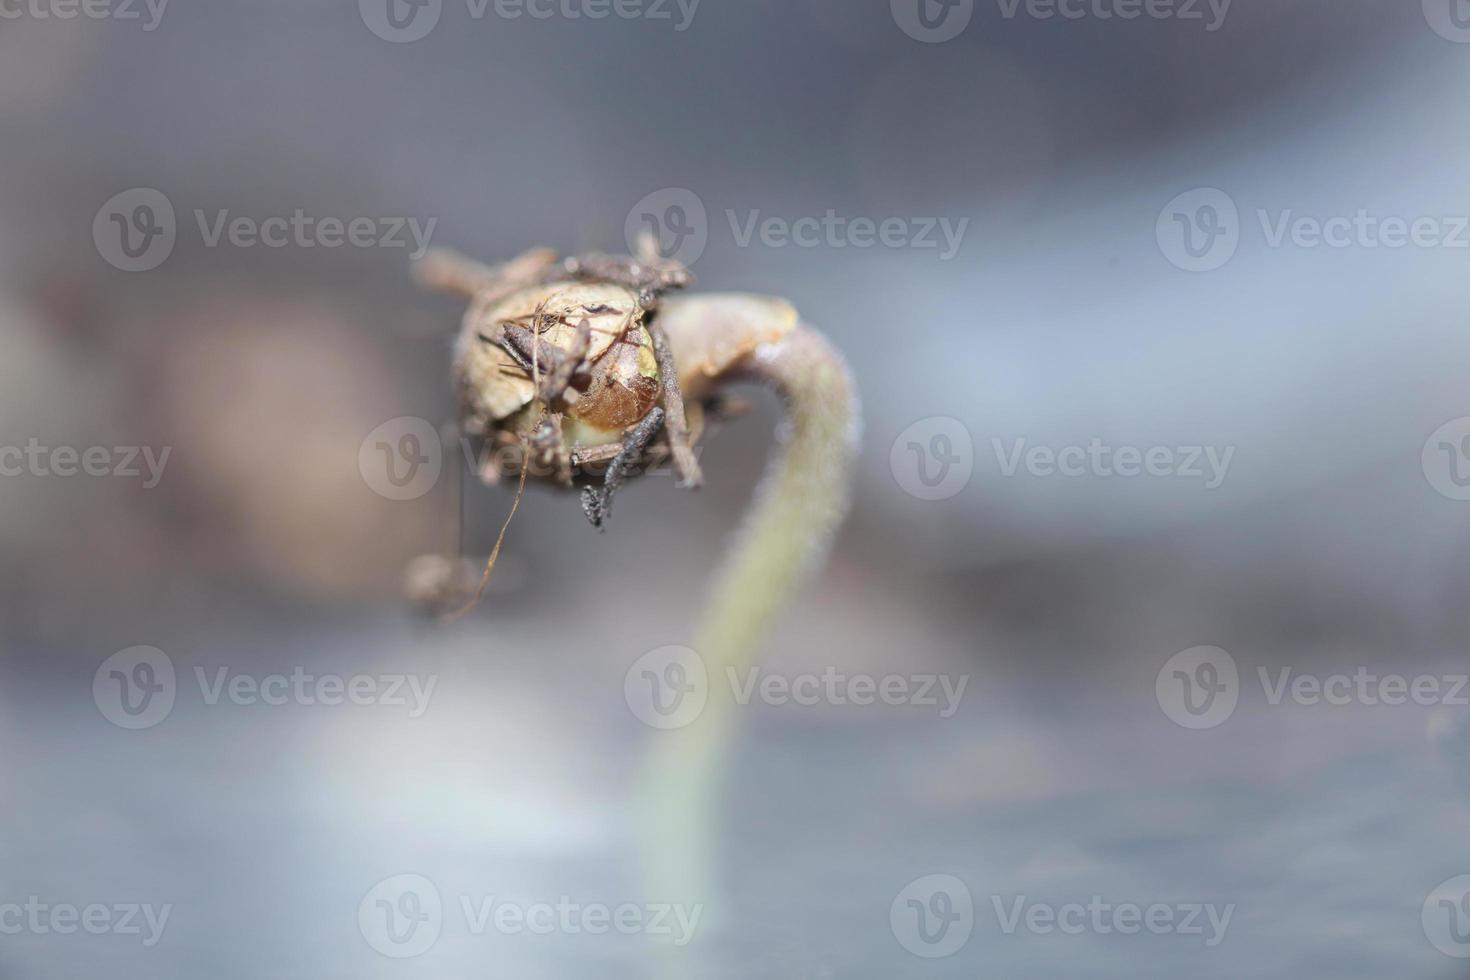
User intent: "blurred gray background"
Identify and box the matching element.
[4,0,1470,977]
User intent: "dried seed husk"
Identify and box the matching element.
[454,280,642,431]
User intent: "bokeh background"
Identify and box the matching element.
[5,0,1470,976]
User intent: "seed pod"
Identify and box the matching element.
[453,279,669,465]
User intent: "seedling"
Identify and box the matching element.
[413,238,860,939]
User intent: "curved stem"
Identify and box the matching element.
[639,322,859,953]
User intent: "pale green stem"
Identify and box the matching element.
[638,322,859,960]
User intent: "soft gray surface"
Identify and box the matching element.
[4,2,1470,977]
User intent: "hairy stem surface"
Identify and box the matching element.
[639,322,859,954]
